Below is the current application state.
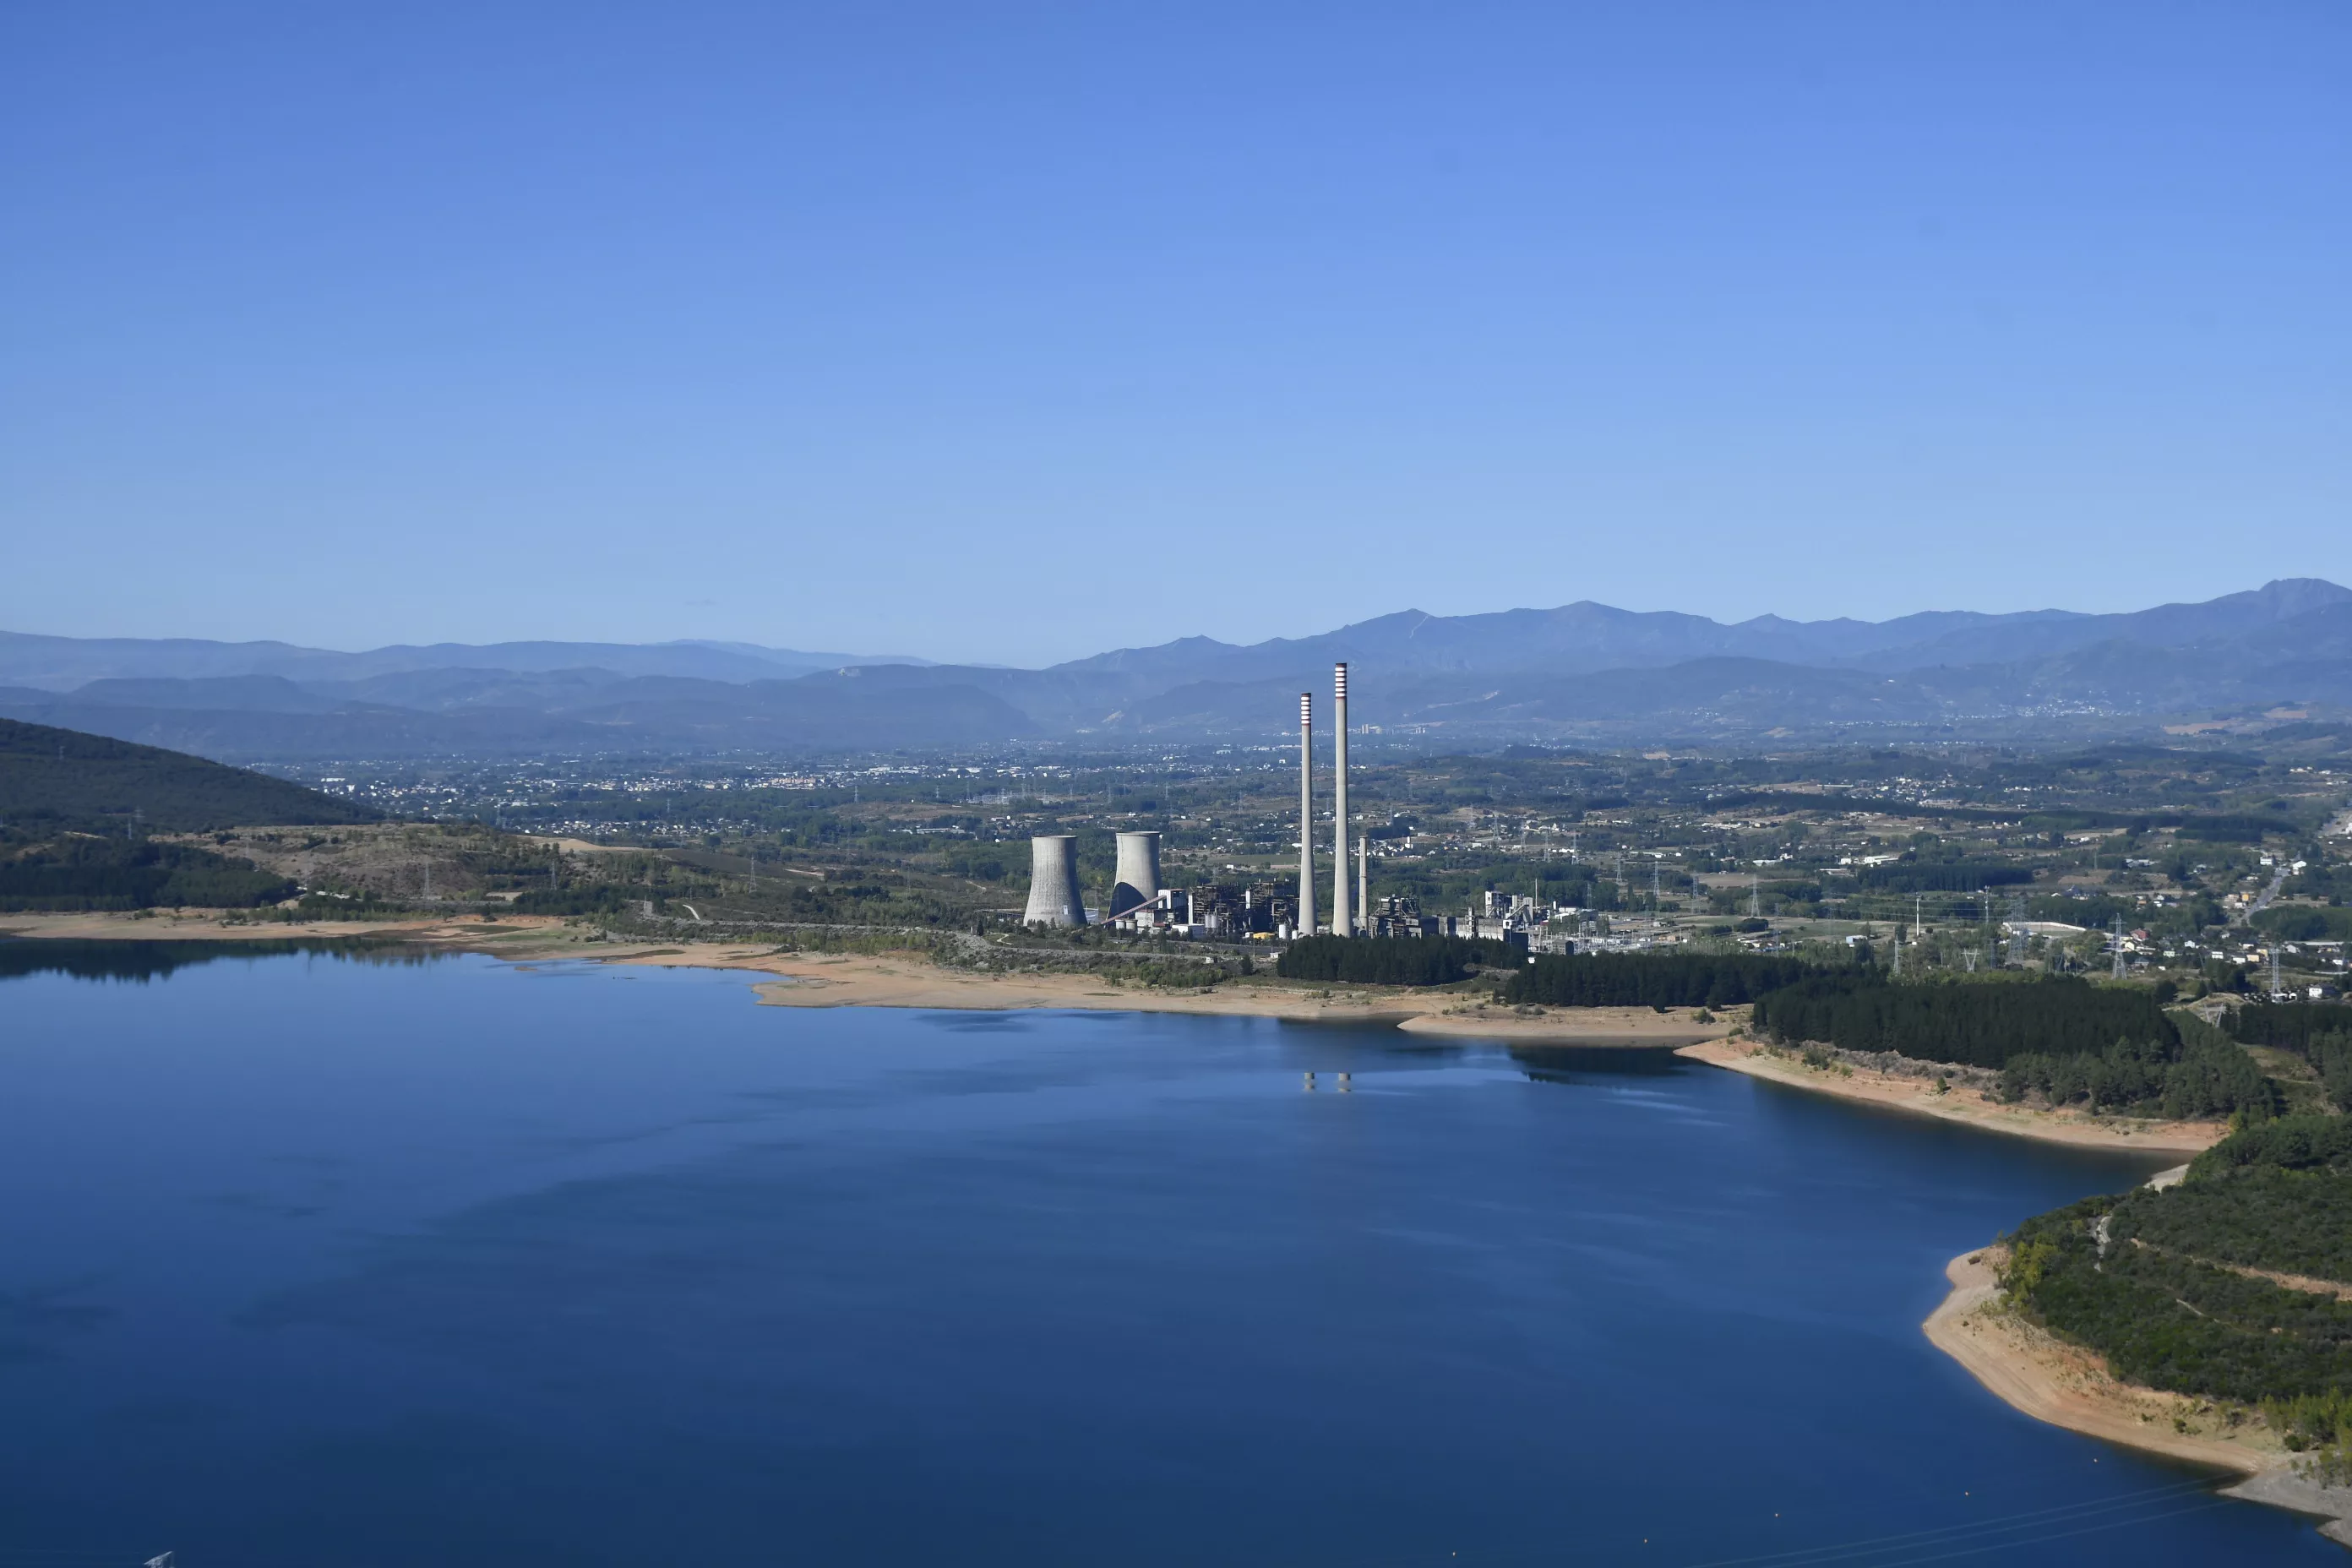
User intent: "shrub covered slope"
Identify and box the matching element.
[2004,1113,2352,1462]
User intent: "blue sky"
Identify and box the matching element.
[4,3,2345,667]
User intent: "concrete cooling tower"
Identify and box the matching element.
[1023,835,1086,926]
[1111,830,1161,917]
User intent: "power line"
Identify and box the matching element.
[1864,1500,2233,1567]
[1674,1474,2230,1568]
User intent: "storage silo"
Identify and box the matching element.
[1112,830,1161,917]
[1023,835,1087,926]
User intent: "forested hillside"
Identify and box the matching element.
[0,717,378,832]
[0,718,377,911]
[2004,1113,2352,1472]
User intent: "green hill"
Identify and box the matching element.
[2001,1112,2352,1473]
[0,716,378,834]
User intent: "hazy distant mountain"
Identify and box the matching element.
[2,580,2344,758]
[858,579,2352,740]
[1046,577,2352,684]
[0,673,1034,761]
[0,632,931,691]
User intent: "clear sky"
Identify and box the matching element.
[3,3,2345,667]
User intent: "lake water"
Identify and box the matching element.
[0,944,2336,1565]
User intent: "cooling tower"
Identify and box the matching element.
[1023,835,1086,926]
[1112,830,1161,917]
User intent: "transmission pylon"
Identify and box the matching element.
[2110,914,2126,981]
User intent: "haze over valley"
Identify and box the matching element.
[5,578,2348,761]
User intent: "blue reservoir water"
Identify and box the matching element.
[0,945,2335,1565]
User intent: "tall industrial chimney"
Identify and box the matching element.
[1112,830,1161,917]
[1023,834,1086,926]
[1296,692,1315,937]
[1332,662,1350,936]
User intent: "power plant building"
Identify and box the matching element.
[1110,883,1299,939]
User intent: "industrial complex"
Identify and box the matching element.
[1021,663,1356,938]
[1020,661,1581,947]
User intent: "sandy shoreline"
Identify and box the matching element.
[1924,1247,2352,1546]
[1674,1038,2227,1153]
[0,913,1735,1047]
[8,912,2258,1103]
[0,911,593,945]
[1923,1248,2270,1473]
[659,947,1738,1046]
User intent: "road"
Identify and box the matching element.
[2246,863,2289,920]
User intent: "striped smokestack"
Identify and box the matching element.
[1332,662,1350,936]
[1296,691,1314,936]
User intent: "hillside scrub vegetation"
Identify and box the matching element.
[2003,1113,2352,1463]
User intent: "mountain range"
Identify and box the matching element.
[4,580,2348,760]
